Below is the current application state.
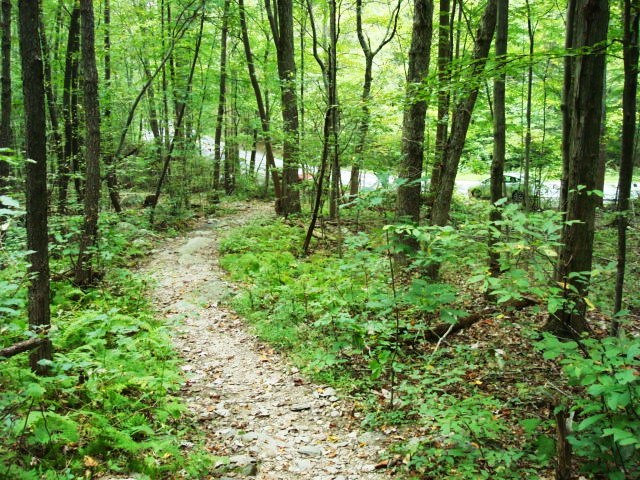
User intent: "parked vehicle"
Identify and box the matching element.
[468,175,528,202]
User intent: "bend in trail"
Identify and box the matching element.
[144,202,394,480]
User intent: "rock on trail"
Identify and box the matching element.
[143,202,393,479]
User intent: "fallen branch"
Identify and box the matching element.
[425,297,538,342]
[0,337,48,359]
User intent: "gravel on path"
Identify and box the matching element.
[143,202,394,480]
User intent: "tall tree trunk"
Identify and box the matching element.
[39,7,64,181]
[74,0,101,286]
[18,0,52,375]
[523,0,534,210]
[213,0,229,191]
[613,0,639,336]
[265,0,301,216]
[427,0,452,210]
[102,0,120,212]
[430,0,497,229]
[328,0,340,220]
[0,0,12,195]
[488,0,508,276]
[559,0,577,218]
[349,0,401,197]
[151,4,205,215]
[545,0,609,336]
[238,0,282,209]
[60,3,81,213]
[395,0,434,234]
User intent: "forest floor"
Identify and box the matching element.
[142,201,393,480]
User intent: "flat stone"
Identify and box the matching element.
[299,445,323,457]
[229,454,256,467]
[290,459,313,472]
[290,403,312,411]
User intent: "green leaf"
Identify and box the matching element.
[24,383,45,400]
[576,414,606,431]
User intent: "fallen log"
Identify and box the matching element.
[425,297,538,342]
[0,337,48,359]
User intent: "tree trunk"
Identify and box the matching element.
[430,0,497,229]
[349,0,401,198]
[0,0,12,188]
[394,0,434,232]
[427,0,452,210]
[18,0,52,375]
[39,7,64,182]
[559,0,577,218]
[151,5,205,215]
[523,0,534,210]
[60,3,81,213]
[213,0,229,191]
[74,0,101,286]
[238,0,282,210]
[328,0,340,220]
[488,0,508,276]
[545,0,609,336]
[612,0,639,336]
[265,0,301,216]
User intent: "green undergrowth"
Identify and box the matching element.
[219,199,640,479]
[1,208,216,479]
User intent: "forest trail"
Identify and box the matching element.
[142,202,392,480]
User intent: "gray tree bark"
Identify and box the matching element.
[545,0,609,336]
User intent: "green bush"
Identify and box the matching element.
[538,333,640,479]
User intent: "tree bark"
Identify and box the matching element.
[430,0,497,229]
[265,0,301,216]
[151,4,205,215]
[213,0,229,191]
[613,0,639,336]
[523,0,534,210]
[488,0,508,276]
[348,0,401,198]
[18,0,52,375]
[394,0,433,231]
[59,3,81,213]
[238,0,282,209]
[545,0,609,336]
[74,0,101,286]
[0,0,11,198]
[426,0,452,210]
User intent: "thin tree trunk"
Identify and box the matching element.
[395,0,434,234]
[74,0,101,286]
[0,0,12,194]
[349,0,401,197]
[427,0,452,210]
[18,0,52,375]
[523,0,534,210]
[213,0,229,191]
[39,7,64,183]
[151,4,205,215]
[60,3,81,213]
[328,0,340,220]
[238,0,282,209]
[488,0,508,276]
[613,0,639,336]
[430,0,497,229]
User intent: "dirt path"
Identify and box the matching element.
[143,202,393,480]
